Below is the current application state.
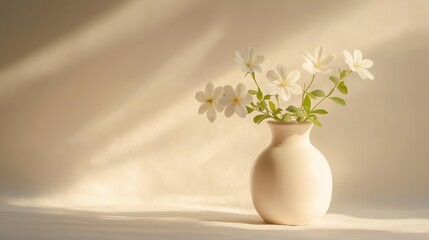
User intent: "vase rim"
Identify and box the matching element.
[267,121,313,126]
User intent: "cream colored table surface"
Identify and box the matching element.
[1,206,428,240]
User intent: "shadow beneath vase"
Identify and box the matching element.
[1,205,429,240]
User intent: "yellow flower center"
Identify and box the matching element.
[233,97,240,104]
[207,99,213,104]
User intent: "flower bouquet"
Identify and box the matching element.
[195,46,374,126]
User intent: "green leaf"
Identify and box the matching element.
[295,109,305,118]
[248,90,258,95]
[337,85,348,94]
[253,114,270,124]
[286,105,298,113]
[310,119,322,127]
[306,92,316,100]
[264,95,271,100]
[330,97,346,106]
[259,116,271,123]
[340,69,352,79]
[312,109,328,115]
[311,89,326,97]
[337,81,348,94]
[253,114,264,123]
[303,95,311,113]
[257,91,263,101]
[269,101,276,112]
[329,76,340,84]
[308,115,317,121]
[275,108,282,115]
[246,106,254,114]
[259,101,267,108]
[282,113,291,122]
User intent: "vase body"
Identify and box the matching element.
[250,122,332,225]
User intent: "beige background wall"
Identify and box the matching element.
[0,0,428,215]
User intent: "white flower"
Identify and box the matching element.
[195,82,224,122]
[343,49,374,80]
[234,48,265,73]
[220,83,253,118]
[266,65,302,101]
[302,45,336,74]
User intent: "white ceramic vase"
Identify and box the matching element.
[250,121,332,225]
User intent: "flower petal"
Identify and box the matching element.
[318,67,332,74]
[302,62,316,74]
[198,102,209,114]
[278,87,291,101]
[235,104,247,118]
[320,54,336,66]
[252,65,262,73]
[286,70,300,83]
[240,64,251,73]
[360,68,374,80]
[212,87,223,100]
[205,82,214,96]
[219,96,231,107]
[276,64,287,80]
[361,59,373,68]
[345,58,354,70]
[234,51,245,64]
[207,106,216,122]
[266,83,279,95]
[212,102,224,112]
[302,51,316,64]
[236,83,246,98]
[356,69,367,79]
[353,49,362,63]
[266,70,280,83]
[287,83,302,95]
[343,50,353,63]
[315,45,324,62]
[195,91,207,102]
[224,103,235,117]
[253,55,265,65]
[240,94,253,105]
[247,48,255,61]
[223,85,235,98]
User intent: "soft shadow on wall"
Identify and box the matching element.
[0,0,349,205]
[0,0,129,196]
[0,0,126,71]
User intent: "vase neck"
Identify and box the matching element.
[268,122,313,145]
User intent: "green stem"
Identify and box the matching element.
[307,71,352,120]
[252,107,276,121]
[252,104,282,121]
[309,86,335,114]
[275,95,279,108]
[300,74,315,108]
[250,72,261,90]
